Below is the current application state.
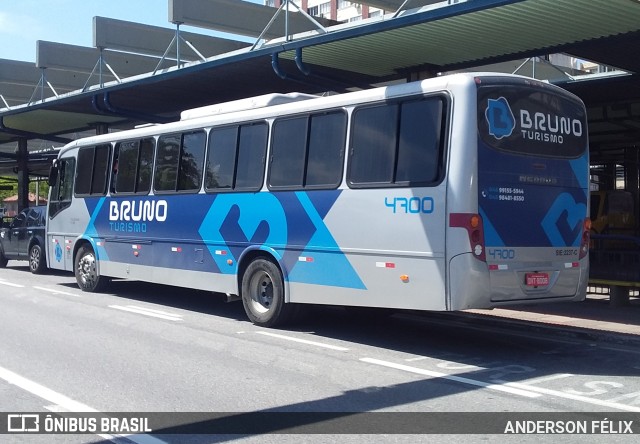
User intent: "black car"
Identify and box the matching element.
[0,206,47,274]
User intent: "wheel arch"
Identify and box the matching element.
[28,235,45,256]
[72,237,100,271]
[236,246,290,303]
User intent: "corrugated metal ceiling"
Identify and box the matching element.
[281,0,640,76]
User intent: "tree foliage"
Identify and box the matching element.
[0,177,49,206]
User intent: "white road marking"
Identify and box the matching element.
[0,280,25,288]
[499,380,640,412]
[0,365,96,412]
[256,331,350,351]
[519,373,574,385]
[109,305,183,321]
[606,391,640,404]
[405,356,429,362]
[360,358,541,398]
[33,286,81,297]
[0,365,165,444]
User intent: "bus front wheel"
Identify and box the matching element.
[241,258,294,328]
[75,245,107,292]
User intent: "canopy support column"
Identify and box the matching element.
[16,138,29,212]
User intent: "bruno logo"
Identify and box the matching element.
[108,199,168,233]
[485,97,516,140]
[109,200,168,222]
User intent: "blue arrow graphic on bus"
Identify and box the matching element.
[200,193,288,274]
[84,197,110,261]
[570,154,589,190]
[288,192,366,290]
[479,207,505,247]
[541,193,585,247]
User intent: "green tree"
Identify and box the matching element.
[0,178,49,206]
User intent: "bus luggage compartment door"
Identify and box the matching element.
[47,234,68,271]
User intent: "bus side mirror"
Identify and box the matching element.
[48,160,58,186]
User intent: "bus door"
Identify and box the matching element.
[47,156,76,272]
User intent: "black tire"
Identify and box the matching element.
[29,243,46,274]
[74,244,107,292]
[0,247,7,268]
[241,258,295,327]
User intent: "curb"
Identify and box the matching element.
[400,310,640,347]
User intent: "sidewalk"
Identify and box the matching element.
[461,294,640,344]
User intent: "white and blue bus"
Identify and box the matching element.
[46,73,590,327]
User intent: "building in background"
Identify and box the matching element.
[2,193,47,218]
[265,0,386,22]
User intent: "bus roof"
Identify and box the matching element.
[180,92,318,120]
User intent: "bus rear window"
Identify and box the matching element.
[477,85,587,158]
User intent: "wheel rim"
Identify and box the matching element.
[77,253,97,287]
[30,248,40,271]
[248,270,274,314]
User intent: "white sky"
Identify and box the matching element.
[0,0,243,63]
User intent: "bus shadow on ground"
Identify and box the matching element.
[93,279,250,322]
[54,278,640,379]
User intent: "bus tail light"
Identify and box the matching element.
[450,213,486,262]
[579,218,591,259]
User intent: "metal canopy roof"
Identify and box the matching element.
[276,0,640,77]
[93,17,250,61]
[2,0,640,160]
[169,0,339,39]
[36,41,175,79]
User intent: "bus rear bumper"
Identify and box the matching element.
[448,253,588,310]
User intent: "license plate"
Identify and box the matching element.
[525,273,549,287]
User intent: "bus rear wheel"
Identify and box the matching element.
[75,245,107,292]
[241,258,294,327]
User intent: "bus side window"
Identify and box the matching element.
[49,157,75,218]
[177,131,206,192]
[349,104,397,185]
[269,117,307,188]
[268,111,346,190]
[305,111,345,188]
[137,138,154,193]
[348,96,445,187]
[205,126,238,190]
[235,123,268,191]
[205,122,267,192]
[113,141,133,194]
[113,138,155,195]
[91,144,110,195]
[395,98,444,184]
[154,134,180,192]
[75,144,110,196]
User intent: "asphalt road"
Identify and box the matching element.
[1,264,639,443]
